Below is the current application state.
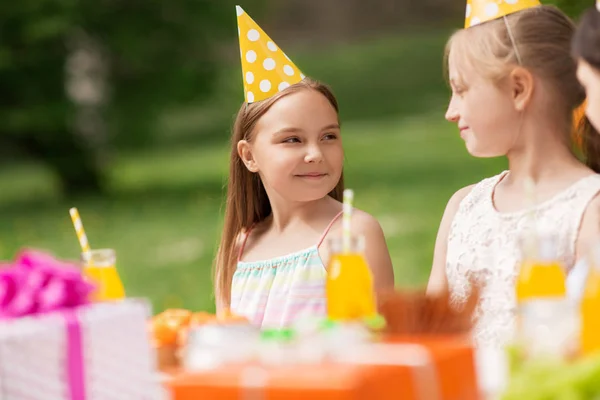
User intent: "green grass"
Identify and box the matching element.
[157,30,453,146]
[0,113,504,313]
[0,31,506,314]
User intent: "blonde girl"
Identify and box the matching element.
[428,4,600,347]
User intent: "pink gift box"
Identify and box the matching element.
[0,299,162,400]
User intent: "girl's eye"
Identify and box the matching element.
[323,133,338,140]
[283,137,300,143]
[454,86,467,96]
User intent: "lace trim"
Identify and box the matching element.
[446,172,600,347]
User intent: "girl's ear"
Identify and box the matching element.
[237,140,258,172]
[509,67,534,111]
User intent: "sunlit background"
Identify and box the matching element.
[0,0,584,313]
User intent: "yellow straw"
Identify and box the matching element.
[69,207,92,258]
[342,189,353,253]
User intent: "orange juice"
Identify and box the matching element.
[326,237,376,321]
[581,244,600,355]
[516,260,566,303]
[515,234,574,359]
[84,265,126,301]
[516,234,566,303]
[581,268,600,355]
[82,249,126,301]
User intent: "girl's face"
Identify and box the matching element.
[445,58,523,158]
[577,59,600,132]
[238,89,343,203]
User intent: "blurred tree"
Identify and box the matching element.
[0,0,261,196]
[546,0,592,19]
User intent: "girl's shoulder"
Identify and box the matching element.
[324,207,385,241]
[235,221,268,257]
[452,171,508,211]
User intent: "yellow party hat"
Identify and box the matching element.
[236,6,305,103]
[465,0,541,28]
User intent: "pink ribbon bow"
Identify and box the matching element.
[0,249,96,400]
[0,249,95,317]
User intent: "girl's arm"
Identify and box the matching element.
[352,211,395,293]
[427,185,474,295]
[576,193,600,263]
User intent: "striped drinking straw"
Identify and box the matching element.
[69,207,92,261]
[342,189,354,253]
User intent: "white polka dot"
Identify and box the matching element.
[259,80,271,93]
[278,82,290,91]
[245,71,254,84]
[471,16,481,26]
[283,65,295,76]
[485,2,499,17]
[504,0,518,4]
[246,50,257,63]
[267,41,277,51]
[263,58,276,71]
[247,29,260,42]
[236,6,244,16]
[300,73,306,79]
[247,91,254,102]
[465,4,471,18]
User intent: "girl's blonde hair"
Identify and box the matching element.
[445,5,600,172]
[213,78,344,308]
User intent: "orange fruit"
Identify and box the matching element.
[162,309,192,325]
[190,312,217,326]
[177,325,190,347]
[151,317,179,345]
[149,309,193,345]
[217,308,248,323]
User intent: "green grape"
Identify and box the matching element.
[501,352,600,400]
[554,388,582,400]
[506,344,527,375]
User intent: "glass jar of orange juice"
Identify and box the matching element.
[580,242,600,355]
[326,236,376,321]
[82,248,126,302]
[515,233,576,358]
[515,234,566,303]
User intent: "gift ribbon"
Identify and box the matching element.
[0,250,96,399]
[65,309,86,400]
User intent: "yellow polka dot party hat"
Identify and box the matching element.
[236,5,305,103]
[464,0,541,28]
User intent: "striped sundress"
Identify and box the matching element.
[230,211,342,328]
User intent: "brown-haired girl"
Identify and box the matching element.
[214,7,394,328]
[573,4,600,150]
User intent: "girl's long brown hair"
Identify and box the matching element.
[213,78,344,309]
[572,7,600,172]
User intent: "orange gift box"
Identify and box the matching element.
[164,335,481,400]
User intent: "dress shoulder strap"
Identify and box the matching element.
[237,226,254,262]
[316,210,344,248]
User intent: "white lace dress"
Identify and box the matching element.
[446,171,600,348]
